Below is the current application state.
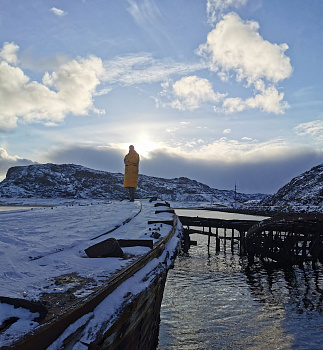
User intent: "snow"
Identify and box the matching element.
[0,198,181,348]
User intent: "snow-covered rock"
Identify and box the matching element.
[260,163,323,211]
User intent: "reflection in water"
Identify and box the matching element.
[158,223,323,350]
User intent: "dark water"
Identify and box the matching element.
[157,210,323,350]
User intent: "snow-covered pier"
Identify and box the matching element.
[0,199,181,349]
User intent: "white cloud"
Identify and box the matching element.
[0,148,21,163]
[223,128,231,134]
[93,87,113,96]
[0,43,105,131]
[294,120,323,141]
[169,75,226,111]
[0,148,35,179]
[196,13,292,114]
[222,83,289,114]
[197,13,292,85]
[207,0,248,24]
[0,42,19,65]
[51,7,67,16]
[241,136,253,141]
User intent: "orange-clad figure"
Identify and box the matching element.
[123,145,140,202]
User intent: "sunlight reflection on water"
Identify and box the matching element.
[0,206,39,211]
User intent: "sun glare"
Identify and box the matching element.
[134,138,161,158]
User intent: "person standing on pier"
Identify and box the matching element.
[123,145,140,202]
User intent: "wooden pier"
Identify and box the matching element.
[246,213,323,266]
[179,216,259,254]
[179,213,323,266]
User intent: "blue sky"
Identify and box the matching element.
[0,0,322,194]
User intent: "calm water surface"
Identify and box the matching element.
[158,210,323,350]
[0,206,37,211]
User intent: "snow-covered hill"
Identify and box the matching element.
[0,163,266,205]
[260,163,323,210]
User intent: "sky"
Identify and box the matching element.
[0,0,322,194]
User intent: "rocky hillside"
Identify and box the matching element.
[260,163,323,210]
[0,163,266,205]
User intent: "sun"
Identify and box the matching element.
[133,138,161,158]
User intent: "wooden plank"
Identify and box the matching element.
[148,220,174,225]
[117,239,153,249]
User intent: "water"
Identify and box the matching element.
[0,206,38,211]
[158,210,323,350]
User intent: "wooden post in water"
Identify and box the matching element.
[208,226,211,250]
[183,227,190,253]
[216,227,220,252]
[302,224,310,261]
[240,230,245,255]
[224,228,227,249]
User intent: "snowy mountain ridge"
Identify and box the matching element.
[0,163,267,205]
[260,163,323,210]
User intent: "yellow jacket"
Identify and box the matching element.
[123,150,140,188]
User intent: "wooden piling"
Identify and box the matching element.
[224,228,227,248]
[183,227,190,253]
[216,227,220,252]
[178,215,261,255]
[208,227,211,249]
[240,231,245,255]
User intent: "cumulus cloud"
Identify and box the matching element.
[196,13,292,114]
[0,43,207,130]
[294,120,323,141]
[223,128,231,134]
[198,13,292,84]
[169,76,226,111]
[51,7,67,16]
[222,83,289,114]
[0,148,36,180]
[0,42,105,131]
[0,42,19,65]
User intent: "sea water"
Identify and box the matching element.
[157,210,323,350]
